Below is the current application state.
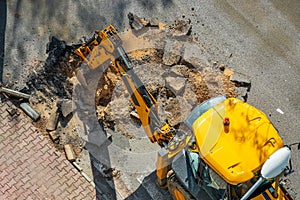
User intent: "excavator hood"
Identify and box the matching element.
[185,96,284,185]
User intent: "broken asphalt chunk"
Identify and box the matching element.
[46,36,67,66]
[58,99,75,118]
[171,19,192,36]
[181,43,209,69]
[166,76,186,95]
[163,39,183,66]
[128,12,146,30]
[149,18,159,27]
[230,72,251,88]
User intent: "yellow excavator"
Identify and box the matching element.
[74,25,297,200]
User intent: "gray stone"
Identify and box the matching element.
[170,65,190,77]
[230,72,251,88]
[149,18,159,27]
[183,84,198,107]
[128,12,145,30]
[105,98,130,121]
[166,76,186,95]
[165,96,192,126]
[171,19,192,36]
[181,43,209,69]
[162,40,183,66]
[60,99,75,118]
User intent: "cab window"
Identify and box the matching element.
[187,150,229,200]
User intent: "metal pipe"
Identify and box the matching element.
[273,176,280,198]
[20,102,40,121]
[241,177,265,200]
[0,87,30,99]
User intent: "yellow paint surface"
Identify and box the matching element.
[192,98,284,185]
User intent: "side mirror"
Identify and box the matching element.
[241,147,291,200]
[261,147,291,179]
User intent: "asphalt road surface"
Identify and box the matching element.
[1,0,299,199]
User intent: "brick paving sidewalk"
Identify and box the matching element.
[0,99,97,199]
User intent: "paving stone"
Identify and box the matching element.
[0,101,96,199]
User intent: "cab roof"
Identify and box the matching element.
[190,98,283,185]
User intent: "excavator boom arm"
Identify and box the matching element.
[75,25,174,145]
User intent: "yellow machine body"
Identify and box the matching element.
[75,25,295,200]
[190,98,293,199]
[192,98,284,185]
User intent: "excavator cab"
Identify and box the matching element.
[167,96,295,200]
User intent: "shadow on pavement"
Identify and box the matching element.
[72,61,117,199]
[0,0,6,83]
[23,35,117,199]
[125,171,172,200]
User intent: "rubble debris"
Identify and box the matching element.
[0,87,30,99]
[64,144,76,162]
[149,18,159,27]
[229,71,251,101]
[6,107,19,117]
[49,130,60,141]
[162,39,183,66]
[170,65,189,77]
[46,110,59,131]
[166,76,186,95]
[20,102,40,121]
[223,68,234,77]
[219,63,226,71]
[59,99,75,118]
[183,84,198,107]
[128,12,147,30]
[165,96,192,126]
[188,70,211,103]
[170,19,192,36]
[127,13,164,31]
[46,36,67,66]
[181,43,208,69]
[112,168,121,178]
[230,71,251,88]
[23,19,241,198]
